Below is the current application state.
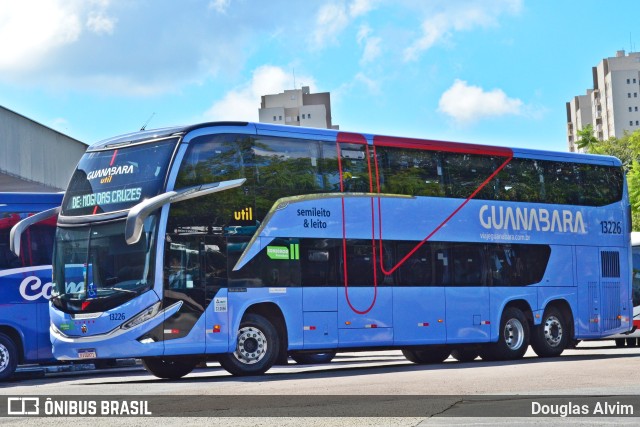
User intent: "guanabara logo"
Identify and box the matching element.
[479,205,586,233]
[87,165,135,182]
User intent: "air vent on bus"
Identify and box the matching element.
[600,251,620,278]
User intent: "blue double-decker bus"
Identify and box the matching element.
[0,192,62,380]
[15,122,630,379]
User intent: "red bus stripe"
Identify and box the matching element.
[374,135,513,157]
[336,132,513,312]
[109,149,119,166]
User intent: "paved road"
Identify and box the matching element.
[2,341,640,426]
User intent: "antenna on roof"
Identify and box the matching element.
[293,68,296,89]
[140,112,155,131]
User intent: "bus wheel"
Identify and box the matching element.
[0,333,18,381]
[530,306,568,358]
[451,348,479,362]
[141,357,197,379]
[290,351,336,365]
[402,347,450,364]
[481,307,529,361]
[219,313,279,376]
[615,338,626,348]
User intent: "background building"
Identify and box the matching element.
[0,105,86,192]
[567,50,640,152]
[258,86,338,129]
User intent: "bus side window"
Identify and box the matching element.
[451,244,484,286]
[434,247,451,286]
[397,243,432,286]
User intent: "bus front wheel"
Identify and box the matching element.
[219,313,279,376]
[480,307,529,361]
[141,357,197,379]
[0,333,17,381]
[530,306,568,358]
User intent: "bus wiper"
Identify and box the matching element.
[125,178,246,245]
[110,287,136,294]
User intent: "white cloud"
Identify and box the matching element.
[403,0,522,61]
[356,24,371,44]
[357,25,381,64]
[349,0,379,17]
[209,0,231,14]
[204,65,317,121]
[354,72,381,94]
[438,79,523,124]
[311,0,380,49]
[0,0,82,70]
[87,12,116,35]
[311,3,350,49]
[361,37,381,64]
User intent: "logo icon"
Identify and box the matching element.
[7,397,40,415]
[81,324,88,334]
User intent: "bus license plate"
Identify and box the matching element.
[78,349,97,359]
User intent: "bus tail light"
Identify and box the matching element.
[122,302,161,330]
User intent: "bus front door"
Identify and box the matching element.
[162,235,208,356]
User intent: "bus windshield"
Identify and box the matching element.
[61,138,177,217]
[51,215,158,313]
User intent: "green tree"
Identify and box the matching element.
[576,124,599,150]
[583,129,640,230]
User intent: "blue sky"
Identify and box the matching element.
[1,0,639,152]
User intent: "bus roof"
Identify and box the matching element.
[87,121,622,166]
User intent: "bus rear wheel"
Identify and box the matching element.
[290,351,336,365]
[402,347,450,364]
[219,313,279,376]
[0,333,17,381]
[530,306,568,358]
[480,307,529,361]
[142,357,197,379]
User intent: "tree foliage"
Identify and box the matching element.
[576,124,600,150]
[582,127,640,230]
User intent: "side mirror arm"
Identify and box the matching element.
[10,206,61,256]
[124,178,246,245]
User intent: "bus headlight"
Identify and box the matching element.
[121,302,161,330]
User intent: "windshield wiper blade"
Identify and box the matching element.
[109,287,136,294]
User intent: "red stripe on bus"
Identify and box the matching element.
[336,134,378,315]
[336,132,513,312]
[109,149,118,166]
[634,319,640,328]
[373,135,514,157]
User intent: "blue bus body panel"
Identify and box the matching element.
[48,123,632,361]
[392,287,446,345]
[0,193,63,365]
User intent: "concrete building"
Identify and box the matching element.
[0,105,86,192]
[258,86,338,129]
[567,50,640,152]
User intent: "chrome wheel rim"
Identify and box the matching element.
[0,344,9,372]
[504,318,525,350]
[233,326,267,365]
[543,316,563,347]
